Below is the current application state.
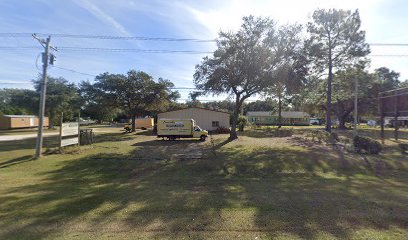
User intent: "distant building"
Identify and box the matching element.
[384,116,408,128]
[158,107,230,131]
[0,115,49,130]
[246,111,310,126]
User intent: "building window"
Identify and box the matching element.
[212,121,219,127]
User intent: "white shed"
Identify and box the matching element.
[157,107,230,131]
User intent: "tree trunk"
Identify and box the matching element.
[326,47,333,133]
[278,94,282,128]
[49,110,55,129]
[131,114,136,132]
[338,116,346,129]
[230,95,242,141]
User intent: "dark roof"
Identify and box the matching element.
[158,107,229,115]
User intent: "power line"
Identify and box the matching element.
[369,43,408,46]
[3,46,408,56]
[0,46,212,54]
[0,33,216,42]
[0,46,41,50]
[369,54,408,57]
[51,66,97,77]
[5,33,408,47]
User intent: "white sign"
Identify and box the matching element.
[62,122,79,136]
[61,137,79,147]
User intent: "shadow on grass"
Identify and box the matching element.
[0,155,33,169]
[0,139,407,239]
[0,136,60,152]
[132,138,202,147]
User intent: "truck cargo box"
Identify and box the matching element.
[157,119,194,136]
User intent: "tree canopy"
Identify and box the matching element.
[33,76,80,127]
[90,70,179,132]
[307,8,370,132]
[194,16,289,140]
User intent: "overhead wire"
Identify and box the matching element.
[0,33,216,42]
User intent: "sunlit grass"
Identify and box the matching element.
[0,128,407,239]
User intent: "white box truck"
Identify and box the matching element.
[157,119,208,141]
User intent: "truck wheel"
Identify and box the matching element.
[200,135,207,141]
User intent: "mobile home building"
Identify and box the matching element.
[246,111,310,126]
[0,115,49,130]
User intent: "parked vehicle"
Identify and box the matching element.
[124,118,154,132]
[309,118,322,125]
[157,119,208,141]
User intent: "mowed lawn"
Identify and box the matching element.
[0,127,407,239]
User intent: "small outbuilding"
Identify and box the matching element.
[0,115,49,130]
[246,111,310,126]
[157,107,230,131]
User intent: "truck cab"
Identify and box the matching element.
[193,125,207,140]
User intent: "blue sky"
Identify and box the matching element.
[1,0,408,101]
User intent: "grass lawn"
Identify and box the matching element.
[0,127,407,239]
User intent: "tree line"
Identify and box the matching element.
[1,8,408,140]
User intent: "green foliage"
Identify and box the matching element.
[214,126,231,134]
[0,88,38,115]
[353,135,382,154]
[33,76,80,127]
[307,9,370,131]
[307,9,370,72]
[90,70,179,131]
[203,100,235,113]
[194,16,293,140]
[244,99,277,113]
[264,24,309,123]
[237,116,248,131]
[79,81,122,122]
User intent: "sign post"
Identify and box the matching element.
[78,112,81,147]
[59,116,80,149]
[59,112,63,152]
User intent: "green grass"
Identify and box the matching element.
[0,129,407,239]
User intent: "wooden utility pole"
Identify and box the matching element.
[33,34,57,158]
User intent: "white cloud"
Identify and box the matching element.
[180,0,385,38]
[72,0,131,37]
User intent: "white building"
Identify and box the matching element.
[158,107,230,131]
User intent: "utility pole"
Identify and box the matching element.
[33,34,56,158]
[353,78,358,137]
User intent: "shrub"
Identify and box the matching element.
[353,135,382,154]
[237,116,248,131]
[214,126,231,134]
[399,143,408,154]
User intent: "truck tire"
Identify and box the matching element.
[200,135,207,141]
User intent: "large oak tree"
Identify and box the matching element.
[92,70,179,132]
[194,16,283,140]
